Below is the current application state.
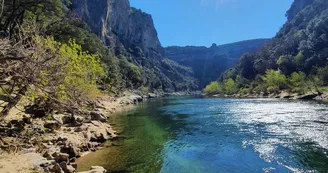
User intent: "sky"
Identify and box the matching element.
[130,0,294,47]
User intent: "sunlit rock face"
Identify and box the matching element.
[70,0,163,57]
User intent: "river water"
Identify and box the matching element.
[77,97,328,173]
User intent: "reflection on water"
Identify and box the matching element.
[77,97,328,173]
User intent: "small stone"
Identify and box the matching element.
[23,116,32,124]
[70,157,76,162]
[74,125,88,132]
[71,163,78,169]
[44,120,61,130]
[90,111,107,122]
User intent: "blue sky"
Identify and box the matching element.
[130,0,294,47]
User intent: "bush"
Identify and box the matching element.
[262,70,288,93]
[204,82,222,95]
[289,72,308,93]
[224,78,237,95]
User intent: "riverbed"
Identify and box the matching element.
[77,97,328,173]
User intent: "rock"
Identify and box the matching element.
[74,115,85,125]
[60,144,81,158]
[49,163,63,173]
[55,153,69,163]
[78,166,107,173]
[129,95,143,103]
[44,121,61,130]
[33,158,49,168]
[295,92,318,100]
[43,151,55,160]
[23,115,32,124]
[62,115,73,124]
[90,111,107,122]
[59,161,76,173]
[53,114,64,125]
[279,92,292,99]
[148,93,158,98]
[74,125,88,132]
[70,157,77,163]
[22,148,36,154]
[90,132,106,142]
[71,163,78,169]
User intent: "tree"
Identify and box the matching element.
[0,36,105,117]
[0,0,68,37]
[289,72,308,93]
[204,82,222,95]
[262,70,288,93]
[224,78,236,95]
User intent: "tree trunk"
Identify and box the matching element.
[0,85,27,117]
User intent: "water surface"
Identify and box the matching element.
[77,97,328,173]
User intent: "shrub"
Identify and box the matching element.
[262,70,288,93]
[204,82,222,95]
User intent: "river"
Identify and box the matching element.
[77,97,328,173]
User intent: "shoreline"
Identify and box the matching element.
[210,91,328,101]
[0,91,152,173]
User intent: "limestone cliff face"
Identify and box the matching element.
[71,0,163,57]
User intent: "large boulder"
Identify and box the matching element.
[54,153,69,163]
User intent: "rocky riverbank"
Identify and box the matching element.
[212,91,328,101]
[0,91,158,173]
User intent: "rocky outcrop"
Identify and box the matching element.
[71,0,163,57]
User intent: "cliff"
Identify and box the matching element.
[165,39,269,87]
[69,0,198,92]
[71,0,163,57]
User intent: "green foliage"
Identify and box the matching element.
[29,36,105,104]
[262,70,288,93]
[315,66,328,86]
[289,72,308,93]
[204,78,237,95]
[204,82,222,95]
[224,78,237,95]
[140,86,149,95]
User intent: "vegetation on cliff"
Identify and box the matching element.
[205,0,328,96]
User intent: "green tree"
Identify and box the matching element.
[289,72,308,93]
[262,70,288,93]
[204,82,222,95]
[224,78,236,94]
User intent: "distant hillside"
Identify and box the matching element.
[222,0,328,80]
[165,39,269,87]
